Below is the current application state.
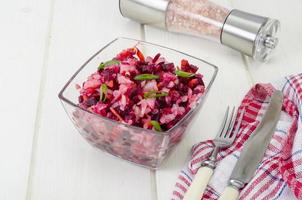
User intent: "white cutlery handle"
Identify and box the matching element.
[183,166,214,200]
[218,186,239,200]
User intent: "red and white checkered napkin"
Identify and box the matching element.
[172,73,302,200]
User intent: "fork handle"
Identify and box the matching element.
[218,186,239,200]
[183,166,214,200]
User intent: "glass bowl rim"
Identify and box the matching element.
[58,37,218,136]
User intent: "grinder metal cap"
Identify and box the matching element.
[221,9,280,61]
[119,0,169,29]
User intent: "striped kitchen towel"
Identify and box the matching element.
[172,73,302,200]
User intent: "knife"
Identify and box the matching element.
[218,90,283,200]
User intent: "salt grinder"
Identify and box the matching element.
[119,0,280,61]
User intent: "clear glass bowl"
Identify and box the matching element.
[58,37,218,169]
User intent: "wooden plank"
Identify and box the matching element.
[233,0,302,82]
[28,1,153,200]
[144,26,252,200]
[0,0,53,199]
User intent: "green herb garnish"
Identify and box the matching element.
[150,120,163,132]
[144,90,168,99]
[175,70,195,78]
[134,74,159,81]
[100,84,108,102]
[98,59,120,70]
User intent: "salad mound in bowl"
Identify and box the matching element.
[59,38,217,169]
[78,47,205,132]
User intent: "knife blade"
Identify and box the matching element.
[219,90,283,200]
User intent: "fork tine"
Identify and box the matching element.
[229,108,245,140]
[219,106,233,138]
[227,107,238,138]
[216,106,230,138]
[223,106,236,138]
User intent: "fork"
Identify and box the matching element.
[183,106,244,200]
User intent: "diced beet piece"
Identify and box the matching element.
[151,113,160,121]
[196,73,205,86]
[178,77,189,84]
[83,87,96,97]
[129,86,143,98]
[188,64,198,73]
[188,78,199,89]
[176,83,189,95]
[78,95,84,103]
[86,97,98,107]
[162,63,175,72]
[179,101,187,107]
[169,90,180,102]
[181,59,189,68]
[152,53,161,63]
[156,97,167,109]
[180,59,198,73]
[116,48,136,60]
[139,64,156,73]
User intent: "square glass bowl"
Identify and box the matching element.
[59,37,218,169]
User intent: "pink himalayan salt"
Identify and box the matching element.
[166,0,231,41]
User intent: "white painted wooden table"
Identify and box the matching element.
[1,0,302,199]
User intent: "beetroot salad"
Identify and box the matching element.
[77,47,205,132]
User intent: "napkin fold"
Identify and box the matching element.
[172,73,302,200]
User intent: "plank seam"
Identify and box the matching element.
[140,24,146,41]
[150,170,159,200]
[25,0,56,199]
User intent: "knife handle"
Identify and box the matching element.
[218,186,239,200]
[183,166,214,200]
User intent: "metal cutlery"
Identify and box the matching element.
[183,106,244,200]
[219,90,283,200]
